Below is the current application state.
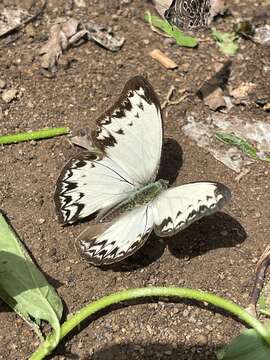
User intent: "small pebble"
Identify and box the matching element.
[164,38,175,46]
[2,89,17,103]
[196,334,208,345]
[183,309,190,317]
[0,79,6,89]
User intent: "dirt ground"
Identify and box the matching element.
[0,0,270,359]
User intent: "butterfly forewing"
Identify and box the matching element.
[55,76,163,224]
[152,182,231,237]
[77,205,154,265]
[55,152,136,224]
[92,76,163,185]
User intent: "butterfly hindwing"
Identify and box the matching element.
[152,182,231,237]
[92,76,163,185]
[76,205,154,265]
[154,0,216,30]
[55,151,135,224]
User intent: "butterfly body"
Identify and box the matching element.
[55,76,231,265]
[101,179,169,222]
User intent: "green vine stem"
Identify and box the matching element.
[30,287,270,360]
[0,127,70,145]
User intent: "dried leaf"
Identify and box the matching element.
[84,21,125,52]
[0,8,31,37]
[230,83,256,99]
[254,24,270,46]
[202,86,226,111]
[39,18,124,72]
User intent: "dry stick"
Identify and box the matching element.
[251,245,270,309]
[162,86,188,110]
[150,49,178,69]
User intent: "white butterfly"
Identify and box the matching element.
[55,76,231,265]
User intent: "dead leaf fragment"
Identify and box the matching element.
[39,18,125,73]
[230,82,256,99]
[203,87,226,111]
[2,89,18,103]
[84,21,125,52]
[0,8,31,37]
[254,24,270,46]
[149,49,177,69]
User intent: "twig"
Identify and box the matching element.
[251,245,270,310]
[235,168,251,183]
[162,85,188,109]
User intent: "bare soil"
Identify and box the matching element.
[0,0,270,359]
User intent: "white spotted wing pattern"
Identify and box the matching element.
[55,76,231,265]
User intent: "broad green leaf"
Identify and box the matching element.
[212,28,239,55]
[0,212,63,344]
[145,13,198,48]
[216,328,270,360]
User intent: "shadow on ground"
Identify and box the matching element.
[58,342,223,360]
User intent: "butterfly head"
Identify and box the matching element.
[158,179,170,190]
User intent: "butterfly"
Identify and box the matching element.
[54,76,231,266]
[153,0,225,30]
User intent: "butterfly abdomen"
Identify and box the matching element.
[101,179,168,222]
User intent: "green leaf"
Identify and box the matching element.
[216,328,270,360]
[212,28,239,55]
[0,212,63,345]
[215,132,259,160]
[215,132,270,163]
[145,12,198,48]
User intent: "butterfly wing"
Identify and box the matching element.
[55,152,136,224]
[151,182,231,237]
[77,205,154,265]
[153,0,173,18]
[92,76,163,185]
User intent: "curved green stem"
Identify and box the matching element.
[0,127,69,145]
[30,287,270,360]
